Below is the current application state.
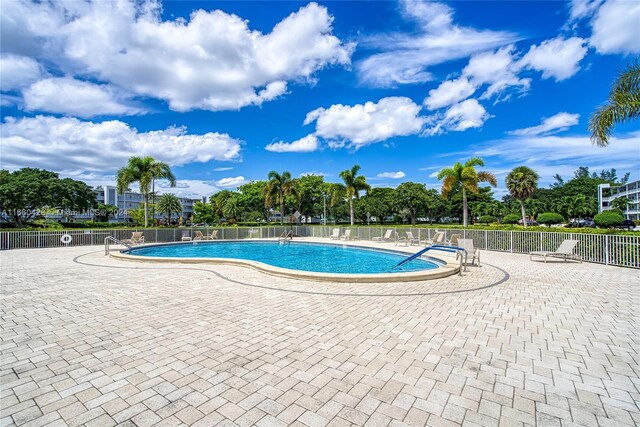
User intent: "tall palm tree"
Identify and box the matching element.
[156,193,182,224]
[437,157,497,227]
[264,171,296,225]
[335,165,370,226]
[589,59,640,146]
[505,166,539,228]
[116,156,176,227]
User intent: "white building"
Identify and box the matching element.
[98,186,199,223]
[598,180,640,220]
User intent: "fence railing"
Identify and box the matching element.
[1,226,638,268]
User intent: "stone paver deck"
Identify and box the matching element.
[1,240,639,427]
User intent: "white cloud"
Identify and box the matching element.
[376,171,406,179]
[423,78,475,110]
[509,112,580,136]
[0,116,241,173]
[1,1,354,112]
[520,37,588,81]
[213,167,234,172]
[300,171,330,177]
[463,46,531,101]
[0,53,42,91]
[265,134,319,153]
[589,0,640,54]
[23,78,144,117]
[357,0,518,87]
[304,97,425,149]
[215,176,246,188]
[425,99,490,134]
[568,0,604,21]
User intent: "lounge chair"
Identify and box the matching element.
[395,231,408,246]
[340,229,352,240]
[194,231,205,241]
[421,231,444,246]
[530,240,581,263]
[125,231,144,245]
[207,230,218,240]
[458,239,480,266]
[448,233,461,247]
[329,228,340,240]
[373,229,394,242]
[181,230,192,241]
[405,231,420,246]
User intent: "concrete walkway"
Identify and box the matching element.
[1,242,638,426]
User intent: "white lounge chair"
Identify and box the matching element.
[395,231,408,246]
[329,228,340,240]
[194,231,204,241]
[405,231,420,246]
[124,231,144,245]
[340,229,352,240]
[181,230,192,241]
[421,231,444,246]
[530,240,581,263]
[458,239,480,266]
[207,230,218,240]
[373,229,394,242]
[448,233,461,247]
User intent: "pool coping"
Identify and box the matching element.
[109,239,461,283]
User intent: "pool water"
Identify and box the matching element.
[128,241,439,274]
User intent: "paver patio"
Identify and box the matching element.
[1,240,639,426]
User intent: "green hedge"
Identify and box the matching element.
[537,212,565,227]
[594,210,624,227]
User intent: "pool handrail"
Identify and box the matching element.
[104,236,132,255]
[394,244,468,275]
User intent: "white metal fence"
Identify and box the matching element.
[1,226,638,268]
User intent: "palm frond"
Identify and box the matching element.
[477,171,497,187]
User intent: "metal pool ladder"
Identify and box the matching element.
[394,245,468,275]
[278,230,293,243]
[104,236,132,255]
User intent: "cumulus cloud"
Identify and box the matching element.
[425,99,490,135]
[265,134,319,153]
[23,78,144,117]
[520,37,588,81]
[0,53,42,91]
[376,171,406,179]
[357,0,518,87]
[0,116,241,173]
[304,97,425,149]
[589,0,640,54]
[463,46,531,101]
[509,112,580,136]
[215,176,246,188]
[1,1,354,112]
[423,78,475,110]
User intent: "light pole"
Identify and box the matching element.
[322,192,327,225]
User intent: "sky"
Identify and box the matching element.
[1,0,639,199]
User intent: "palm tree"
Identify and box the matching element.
[611,196,629,214]
[264,171,296,225]
[116,156,176,227]
[437,158,497,227]
[589,59,640,146]
[335,165,371,226]
[156,193,182,224]
[505,166,539,228]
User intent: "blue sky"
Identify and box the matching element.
[1,0,639,199]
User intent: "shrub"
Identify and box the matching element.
[594,210,624,228]
[502,213,521,224]
[476,215,496,224]
[537,212,565,227]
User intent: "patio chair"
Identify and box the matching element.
[458,239,480,266]
[181,230,192,241]
[194,231,205,241]
[530,240,581,263]
[373,229,394,242]
[340,229,352,240]
[421,231,444,246]
[124,231,144,245]
[405,231,420,246]
[207,230,218,240]
[448,233,461,247]
[395,231,408,246]
[329,228,340,240]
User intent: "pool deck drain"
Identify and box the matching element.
[1,243,639,427]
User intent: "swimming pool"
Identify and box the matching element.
[126,241,440,274]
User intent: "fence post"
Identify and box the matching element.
[484,230,488,250]
[510,231,513,253]
[605,235,610,265]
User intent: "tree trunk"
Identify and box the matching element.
[144,194,149,227]
[462,188,468,227]
[280,200,284,225]
[520,200,528,228]
[349,198,354,226]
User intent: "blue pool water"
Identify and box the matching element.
[128,241,440,274]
